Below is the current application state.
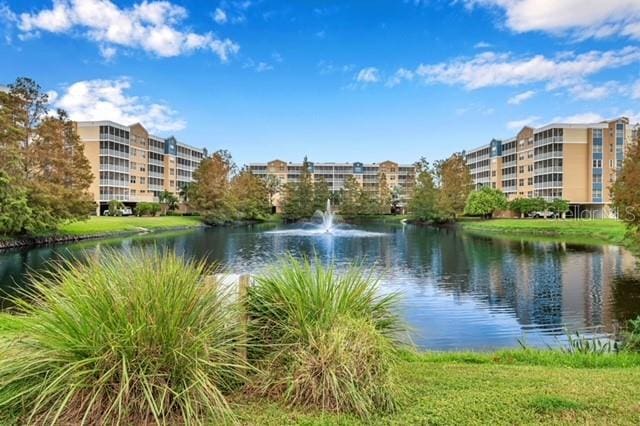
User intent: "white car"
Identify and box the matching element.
[529,210,557,219]
[104,207,133,216]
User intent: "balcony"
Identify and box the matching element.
[99,179,129,188]
[99,164,129,173]
[100,149,129,159]
[149,158,164,167]
[534,181,563,189]
[535,151,563,161]
[534,166,563,175]
[149,171,164,179]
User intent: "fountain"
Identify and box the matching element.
[264,199,386,237]
[317,199,335,233]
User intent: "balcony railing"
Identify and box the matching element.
[100,149,129,159]
[535,151,563,161]
[534,166,563,175]
[534,181,563,189]
[100,180,129,188]
[99,164,129,173]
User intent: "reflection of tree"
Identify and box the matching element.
[611,274,640,325]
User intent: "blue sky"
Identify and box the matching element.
[1,0,639,166]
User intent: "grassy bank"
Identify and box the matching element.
[461,218,629,246]
[57,215,205,236]
[237,350,640,425]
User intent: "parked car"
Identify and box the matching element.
[528,210,557,219]
[103,207,133,216]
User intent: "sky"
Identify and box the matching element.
[1,0,639,167]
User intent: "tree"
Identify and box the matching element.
[312,177,331,212]
[509,197,547,218]
[178,183,193,203]
[464,187,508,219]
[613,139,640,234]
[0,172,32,236]
[231,170,270,221]
[408,164,439,222]
[107,200,125,216]
[159,190,179,215]
[190,152,236,225]
[548,199,569,218]
[378,173,392,215]
[280,157,316,221]
[434,153,473,221]
[339,175,361,218]
[24,110,95,229]
[8,77,49,156]
[263,175,281,210]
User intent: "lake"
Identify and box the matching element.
[1,222,640,350]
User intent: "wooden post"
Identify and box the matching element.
[238,274,250,363]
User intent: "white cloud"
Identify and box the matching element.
[474,41,492,49]
[413,46,640,89]
[53,78,186,133]
[552,112,606,123]
[317,60,354,75]
[99,44,117,61]
[632,80,640,99]
[16,0,239,61]
[566,81,622,101]
[213,8,227,24]
[355,67,380,84]
[506,115,540,130]
[464,0,640,40]
[507,89,535,105]
[255,62,273,72]
[386,68,414,87]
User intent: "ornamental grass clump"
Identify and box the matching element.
[247,256,403,417]
[0,250,246,425]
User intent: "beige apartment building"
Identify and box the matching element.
[248,160,417,212]
[463,117,634,216]
[75,121,206,214]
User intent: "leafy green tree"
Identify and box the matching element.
[178,183,193,203]
[232,170,270,220]
[190,152,236,224]
[339,176,361,218]
[434,153,473,221]
[280,157,316,221]
[0,172,32,236]
[312,177,332,212]
[509,197,547,218]
[464,187,508,219]
[378,173,392,215]
[548,199,569,217]
[408,164,439,222]
[613,132,640,234]
[159,190,179,215]
[107,200,125,216]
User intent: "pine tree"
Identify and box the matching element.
[312,177,331,212]
[378,172,392,215]
[434,153,473,221]
[190,152,236,224]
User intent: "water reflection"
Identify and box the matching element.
[1,224,639,350]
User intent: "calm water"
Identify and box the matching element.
[2,223,640,350]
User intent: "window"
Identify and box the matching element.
[170,180,175,187]
[519,179,524,186]
[593,174,602,184]
[519,166,524,173]
[140,166,145,172]
[593,159,602,168]
[528,178,533,185]
[130,176,136,184]
[140,177,146,184]
[609,160,614,168]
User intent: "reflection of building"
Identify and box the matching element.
[75,121,206,214]
[462,117,634,216]
[248,159,417,212]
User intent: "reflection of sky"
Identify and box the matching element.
[1,223,640,350]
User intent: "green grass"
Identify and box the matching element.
[57,215,204,236]
[0,250,246,424]
[462,218,629,246]
[236,350,640,425]
[247,257,403,417]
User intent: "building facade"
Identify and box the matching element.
[463,117,634,216]
[248,160,417,212]
[75,120,206,214]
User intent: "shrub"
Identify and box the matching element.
[247,256,403,417]
[135,202,161,217]
[622,316,640,352]
[0,250,246,424]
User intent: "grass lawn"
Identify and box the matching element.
[58,215,204,236]
[236,350,640,425]
[462,218,629,246]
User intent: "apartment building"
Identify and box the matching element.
[463,117,634,216]
[248,160,417,212]
[75,120,206,214]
